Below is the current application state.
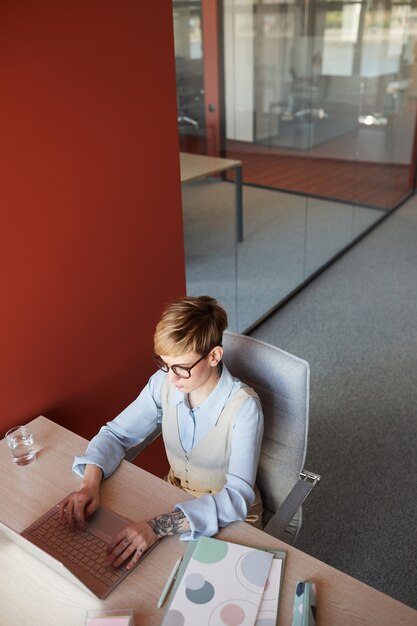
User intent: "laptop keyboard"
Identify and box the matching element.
[25,507,126,585]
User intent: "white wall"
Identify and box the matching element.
[224,0,254,141]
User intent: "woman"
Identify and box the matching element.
[59,295,263,570]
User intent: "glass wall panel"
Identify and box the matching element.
[175,0,417,332]
[236,188,307,331]
[356,0,416,207]
[173,1,207,154]
[225,0,417,210]
[220,0,417,330]
[181,179,238,330]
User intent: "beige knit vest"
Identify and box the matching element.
[161,376,259,497]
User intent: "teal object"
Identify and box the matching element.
[192,536,229,564]
[291,581,317,626]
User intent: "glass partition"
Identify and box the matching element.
[181,178,238,330]
[235,188,307,331]
[173,1,207,154]
[176,0,417,332]
[225,0,417,210]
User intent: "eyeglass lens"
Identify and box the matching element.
[152,353,208,379]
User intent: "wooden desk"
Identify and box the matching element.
[1,416,416,626]
[180,152,244,242]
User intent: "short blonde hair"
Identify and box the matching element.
[154,295,227,356]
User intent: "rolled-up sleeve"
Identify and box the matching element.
[72,371,165,478]
[176,395,263,540]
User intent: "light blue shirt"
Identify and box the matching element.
[73,363,264,540]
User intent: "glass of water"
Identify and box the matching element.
[5,425,36,466]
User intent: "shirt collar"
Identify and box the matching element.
[169,362,235,424]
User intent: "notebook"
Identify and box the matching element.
[161,536,279,626]
[165,538,286,626]
[0,495,155,599]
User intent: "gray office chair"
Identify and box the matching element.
[222,331,320,544]
[125,331,320,545]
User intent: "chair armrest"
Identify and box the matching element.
[124,425,162,463]
[263,470,321,540]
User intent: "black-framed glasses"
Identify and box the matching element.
[152,351,211,379]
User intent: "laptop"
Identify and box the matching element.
[0,495,156,599]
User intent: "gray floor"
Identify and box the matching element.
[182,180,381,333]
[251,195,417,610]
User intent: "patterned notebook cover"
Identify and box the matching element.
[162,536,277,626]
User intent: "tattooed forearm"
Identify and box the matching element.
[148,510,189,537]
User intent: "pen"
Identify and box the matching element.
[157,557,182,609]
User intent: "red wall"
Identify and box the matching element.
[202,0,222,156]
[0,1,184,476]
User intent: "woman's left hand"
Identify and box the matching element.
[105,521,159,570]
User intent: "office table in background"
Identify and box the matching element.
[1,416,417,626]
[180,151,244,242]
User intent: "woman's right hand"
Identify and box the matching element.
[58,486,100,529]
[58,464,102,529]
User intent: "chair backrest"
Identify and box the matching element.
[222,331,310,518]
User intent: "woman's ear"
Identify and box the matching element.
[210,346,224,366]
